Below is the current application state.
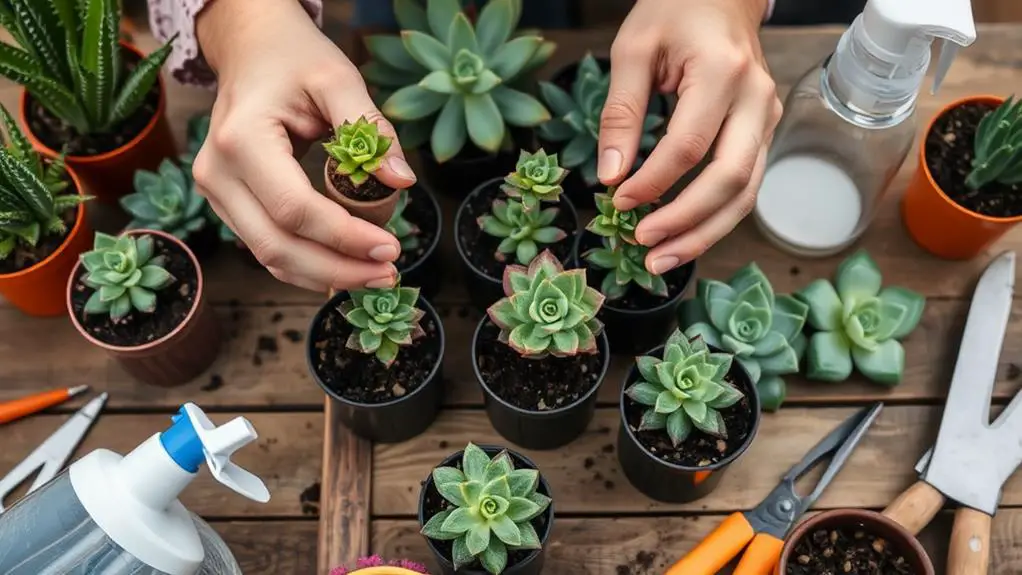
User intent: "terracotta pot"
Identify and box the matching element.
[775,509,934,575]
[0,167,92,317]
[323,160,400,228]
[19,42,177,204]
[902,95,1019,260]
[66,229,222,387]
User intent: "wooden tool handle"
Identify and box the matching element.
[881,481,946,535]
[946,508,992,575]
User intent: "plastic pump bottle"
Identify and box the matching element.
[752,0,976,257]
[0,403,270,575]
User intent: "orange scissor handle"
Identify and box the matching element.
[0,389,72,425]
[733,533,785,575]
[664,512,755,575]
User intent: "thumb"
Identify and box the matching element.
[597,59,653,188]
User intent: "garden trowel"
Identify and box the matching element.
[881,250,1021,575]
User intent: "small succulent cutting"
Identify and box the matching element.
[501,149,567,211]
[121,159,207,240]
[79,233,176,321]
[625,330,745,447]
[537,53,663,186]
[420,443,551,574]
[486,249,605,358]
[340,281,427,367]
[679,264,809,411]
[364,0,555,161]
[586,187,651,247]
[386,189,422,251]
[324,116,393,187]
[795,250,925,385]
[966,95,1022,190]
[582,189,665,300]
[478,197,565,266]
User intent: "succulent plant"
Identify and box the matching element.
[585,187,651,247]
[582,238,667,300]
[966,95,1022,190]
[420,443,551,575]
[537,52,663,186]
[79,232,176,321]
[0,0,174,135]
[487,249,605,358]
[501,149,567,211]
[678,264,809,411]
[625,330,744,447]
[324,116,393,187]
[179,112,211,176]
[477,198,566,265]
[364,0,555,162]
[795,250,925,385]
[339,282,427,367]
[386,189,422,251]
[121,159,207,241]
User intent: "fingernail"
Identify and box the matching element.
[365,276,396,289]
[368,244,399,262]
[388,156,416,182]
[598,148,622,182]
[650,256,680,275]
[614,195,638,212]
[637,229,666,246]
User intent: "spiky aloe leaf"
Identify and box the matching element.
[107,36,174,127]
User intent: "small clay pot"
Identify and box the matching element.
[776,509,935,575]
[323,160,400,228]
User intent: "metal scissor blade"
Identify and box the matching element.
[797,403,884,511]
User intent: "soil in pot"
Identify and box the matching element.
[69,235,197,347]
[925,101,1022,218]
[787,526,918,575]
[0,207,77,275]
[576,232,693,313]
[395,188,440,272]
[326,157,395,202]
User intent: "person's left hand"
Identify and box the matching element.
[597,0,782,275]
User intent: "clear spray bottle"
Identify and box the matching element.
[752,0,976,257]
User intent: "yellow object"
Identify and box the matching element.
[351,568,427,575]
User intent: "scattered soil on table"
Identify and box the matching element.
[615,550,661,575]
[474,320,605,411]
[457,181,576,279]
[282,329,303,343]
[925,101,1022,218]
[577,232,693,311]
[202,374,224,392]
[310,302,441,404]
[70,236,198,347]
[395,187,440,271]
[787,526,918,575]
[327,158,394,201]
[0,206,76,275]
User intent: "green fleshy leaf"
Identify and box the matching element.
[795,279,842,331]
[491,86,550,127]
[480,538,508,575]
[625,381,661,406]
[421,509,460,540]
[463,443,491,481]
[465,93,505,153]
[852,339,905,386]
[806,331,854,382]
[666,410,692,446]
[878,286,925,340]
[466,522,491,556]
[436,481,468,507]
[835,250,883,301]
[756,375,786,412]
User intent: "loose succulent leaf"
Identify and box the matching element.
[338,280,425,367]
[77,232,175,319]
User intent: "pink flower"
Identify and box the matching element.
[329,556,429,574]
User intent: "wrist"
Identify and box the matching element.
[197,0,313,74]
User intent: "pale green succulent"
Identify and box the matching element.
[79,232,176,321]
[585,187,650,247]
[625,330,744,447]
[966,95,1022,190]
[500,149,567,211]
[324,116,393,186]
[678,264,809,411]
[386,189,422,252]
[363,0,555,162]
[121,159,207,241]
[420,443,551,575]
[340,282,427,367]
[583,238,666,300]
[478,198,566,265]
[179,112,211,176]
[487,249,605,358]
[795,251,925,386]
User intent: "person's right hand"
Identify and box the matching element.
[193,0,416,292]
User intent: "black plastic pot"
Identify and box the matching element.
[454,177,580,312]
[472,317,610,450]
[617,342,761,503]
[571,231,695,355]
[306,291,445,443]
[419,445,554,575]
[396,184,444,301]
[417,128,536,201]
[182,223,221,261]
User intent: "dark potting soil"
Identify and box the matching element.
[327,158,395,201]
[395,188,439,271]
[310,303,440,404]
[787,526,917,575]
[70,236,198,347]
[925,101,1022,218]
[474,320,604,411]
[577,232,692,311]
[457,181,576,279]
[0,206,76,275]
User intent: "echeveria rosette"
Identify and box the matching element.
[487,250,605,358]
[324,116,393,186]
[586,187,651,247]
[420,443,551,575]
[625,331,744,446]
[386,189,422,251]
[340,282,427,368]
[583,238,667,301]
[794,251,925,386]
[121,159,208,241]
[79,233,176,321]
[678,264,809,412]
[478,198,566,265]
[500,149,568,211]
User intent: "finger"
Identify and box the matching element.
[266,266,329,293]
[598,38,655,186]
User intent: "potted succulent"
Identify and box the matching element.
[306,279,445,442]
[387,186,444,300]
[0,104,93,317]
[476,250,609,449]
[456,149,579,310]
[795,251,925,386]
[323,116,402,227]
[2,0,177,202]
[902,94,1022,259]
[362,0,555,197]
[419,442,553,575]
[776,509,934,575]
[573,187,695,355]
[618,329,760,503]
[678,263,809,412]
[66,231,222,386]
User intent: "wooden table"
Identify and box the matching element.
[3,22,1022,575]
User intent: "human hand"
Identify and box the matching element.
[193,0,416,292]
[598,0,782,275]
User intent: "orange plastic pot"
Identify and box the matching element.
[18,42,177,204]
[901,95,1019,260]
[0,167,92,317]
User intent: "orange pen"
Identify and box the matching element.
[0,385,90,425]
[663,404,883,575]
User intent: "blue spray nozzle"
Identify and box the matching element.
[159,406,204,473]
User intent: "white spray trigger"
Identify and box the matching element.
[180,403,271,503]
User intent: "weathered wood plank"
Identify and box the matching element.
[213,520,318,574]
[319,397,373,575]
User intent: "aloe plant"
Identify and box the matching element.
[121,159,207,241]
[340,281,427,367]
[966,95,1022,190]
[79,232,176,321]
[363,0,555,162]
[0,0,175,135]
